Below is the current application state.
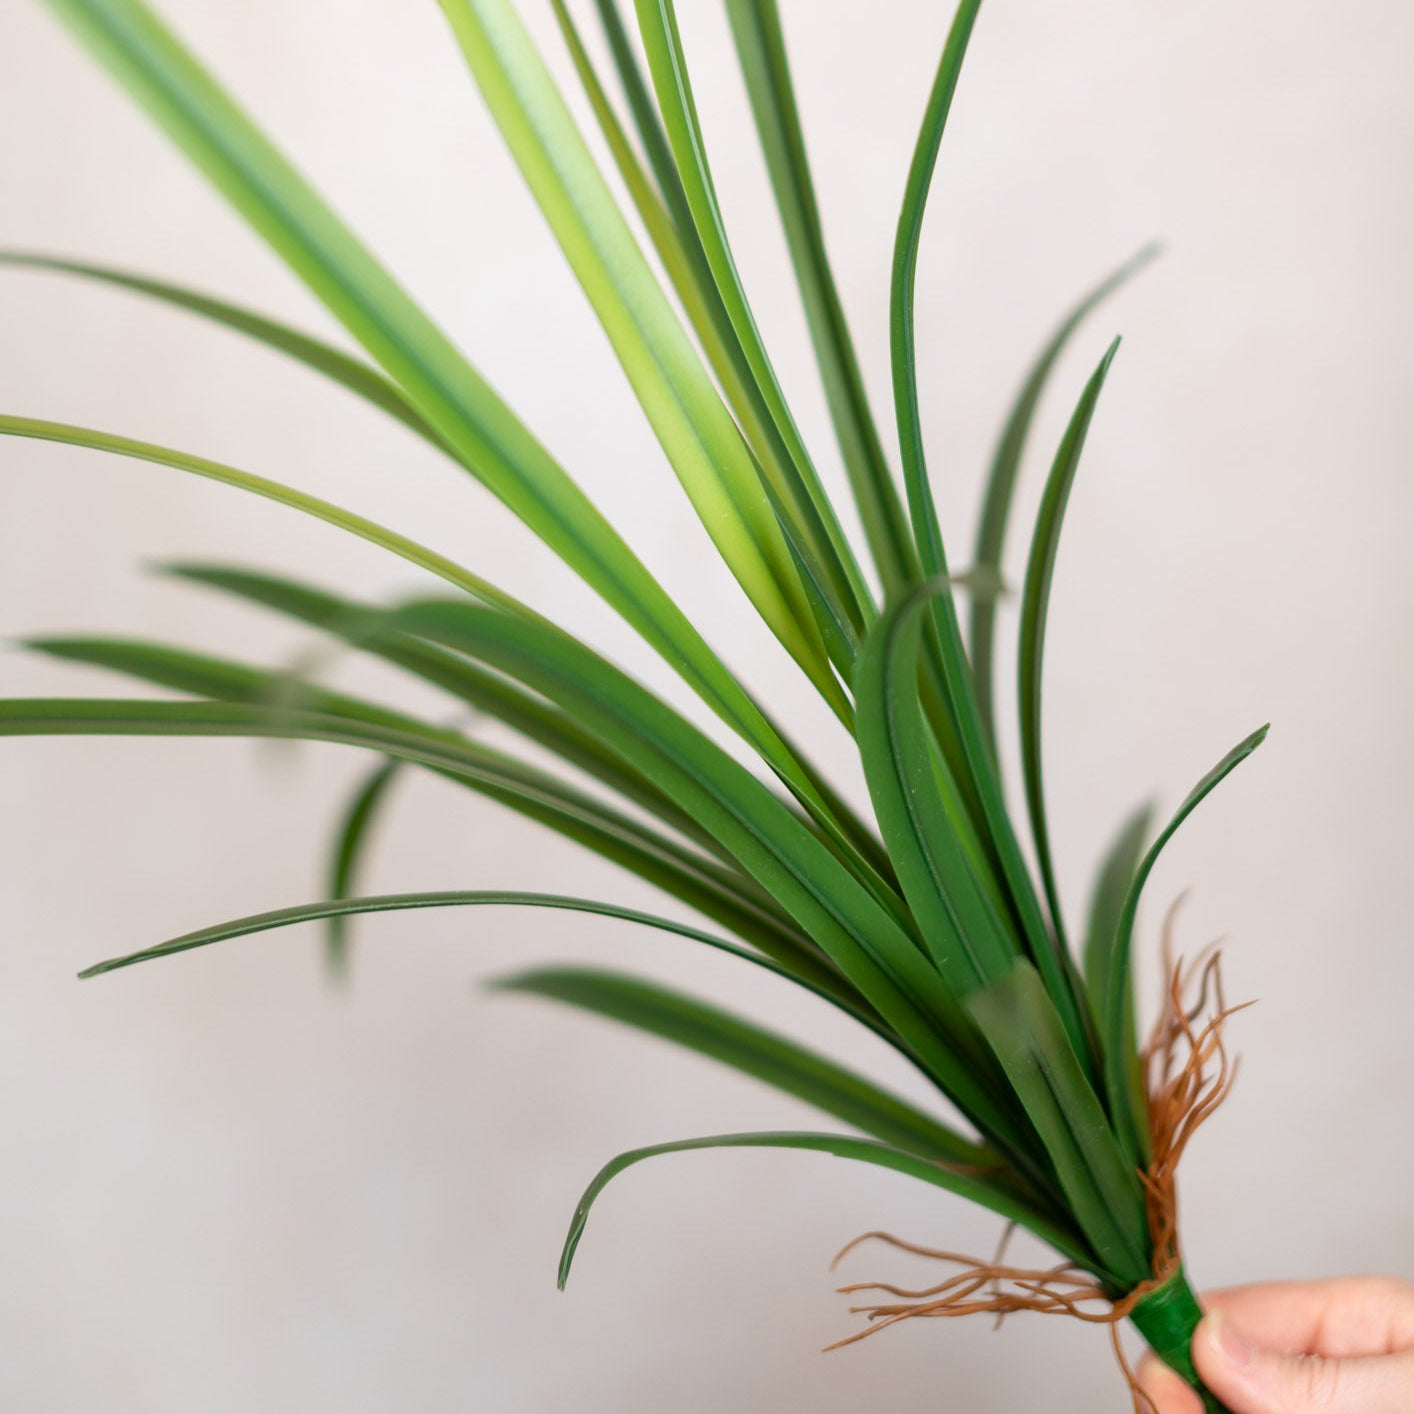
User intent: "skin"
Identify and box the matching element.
[1138,1277,1414,1414]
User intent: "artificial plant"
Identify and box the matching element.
[2,1,1268,1409]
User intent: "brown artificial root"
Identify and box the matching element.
[827,902,1252,1414]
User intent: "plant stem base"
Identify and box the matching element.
[1128,1267,1233,1414]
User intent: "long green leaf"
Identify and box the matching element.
[382,598,1027,1145]
[630,0,873,625]
[437,0,844,711]
[1102,725,1269,1165]
[967,961,1146,1287]
[33,624,812,961]
[36,0,847,819]
[381,597,902,930]
[1017,337,1121,952]
[0,691,828,984]
[494,963,988,1167]
[4,408,872,881]
[324,757,402,983]
[0,414,534,614]
[888,0,1096,1074]
[558,1129,1093,1290]
[157,560,891,904]
[78,890,861,1022]
[0,250,444,448]
[723,0,916,597]
[855,584,1018,993]
[160,562,733,861]
[970,244,1160,750]
[550,1,875,686]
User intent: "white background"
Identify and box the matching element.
[1,1,1411,1409]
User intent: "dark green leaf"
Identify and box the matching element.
[385,598,1027,1147]
[1018,337,1121,953]
[1102,725,1269,1165]
[723,0,916,597]
[888,0,1096,1076]
[0,250,444,448]
[855,584,1018,994]
[558,1128,1093,1290]
[0,691,835,991]
[324,758,402,983]
[967,961,1146,1287]
[494,964,987,1168]
[78,891,858,1022]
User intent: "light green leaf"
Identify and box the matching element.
[0,414,531,613]
[629,0,875,658]
[436,0,842,709]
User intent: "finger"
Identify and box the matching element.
[1194,1309,1414,1414]
[1200,1277,1414,1357]
[1135,1351,1204,1414]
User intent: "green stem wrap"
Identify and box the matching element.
[1127,1267,1233,1414]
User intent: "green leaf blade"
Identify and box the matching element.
[855,585,1019,994]
[1101,725,1270,1164]
[967,961,1147,1287]
[558,1129,1094,1291]
[494,964,988,1168]
[723,0,917,597]
[1017,336,1122,952]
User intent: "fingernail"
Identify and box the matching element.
[1207,1310,1254,1370]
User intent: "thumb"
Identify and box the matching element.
[1194,1309,1414,1414]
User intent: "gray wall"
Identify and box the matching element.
[2,1,1411,1409]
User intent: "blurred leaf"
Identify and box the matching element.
[323,757,402,984]
[970,244,1160,749]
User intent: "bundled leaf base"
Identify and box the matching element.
[829,937,1246,1414]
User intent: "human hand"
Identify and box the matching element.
[1138,1276,1414,1413]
